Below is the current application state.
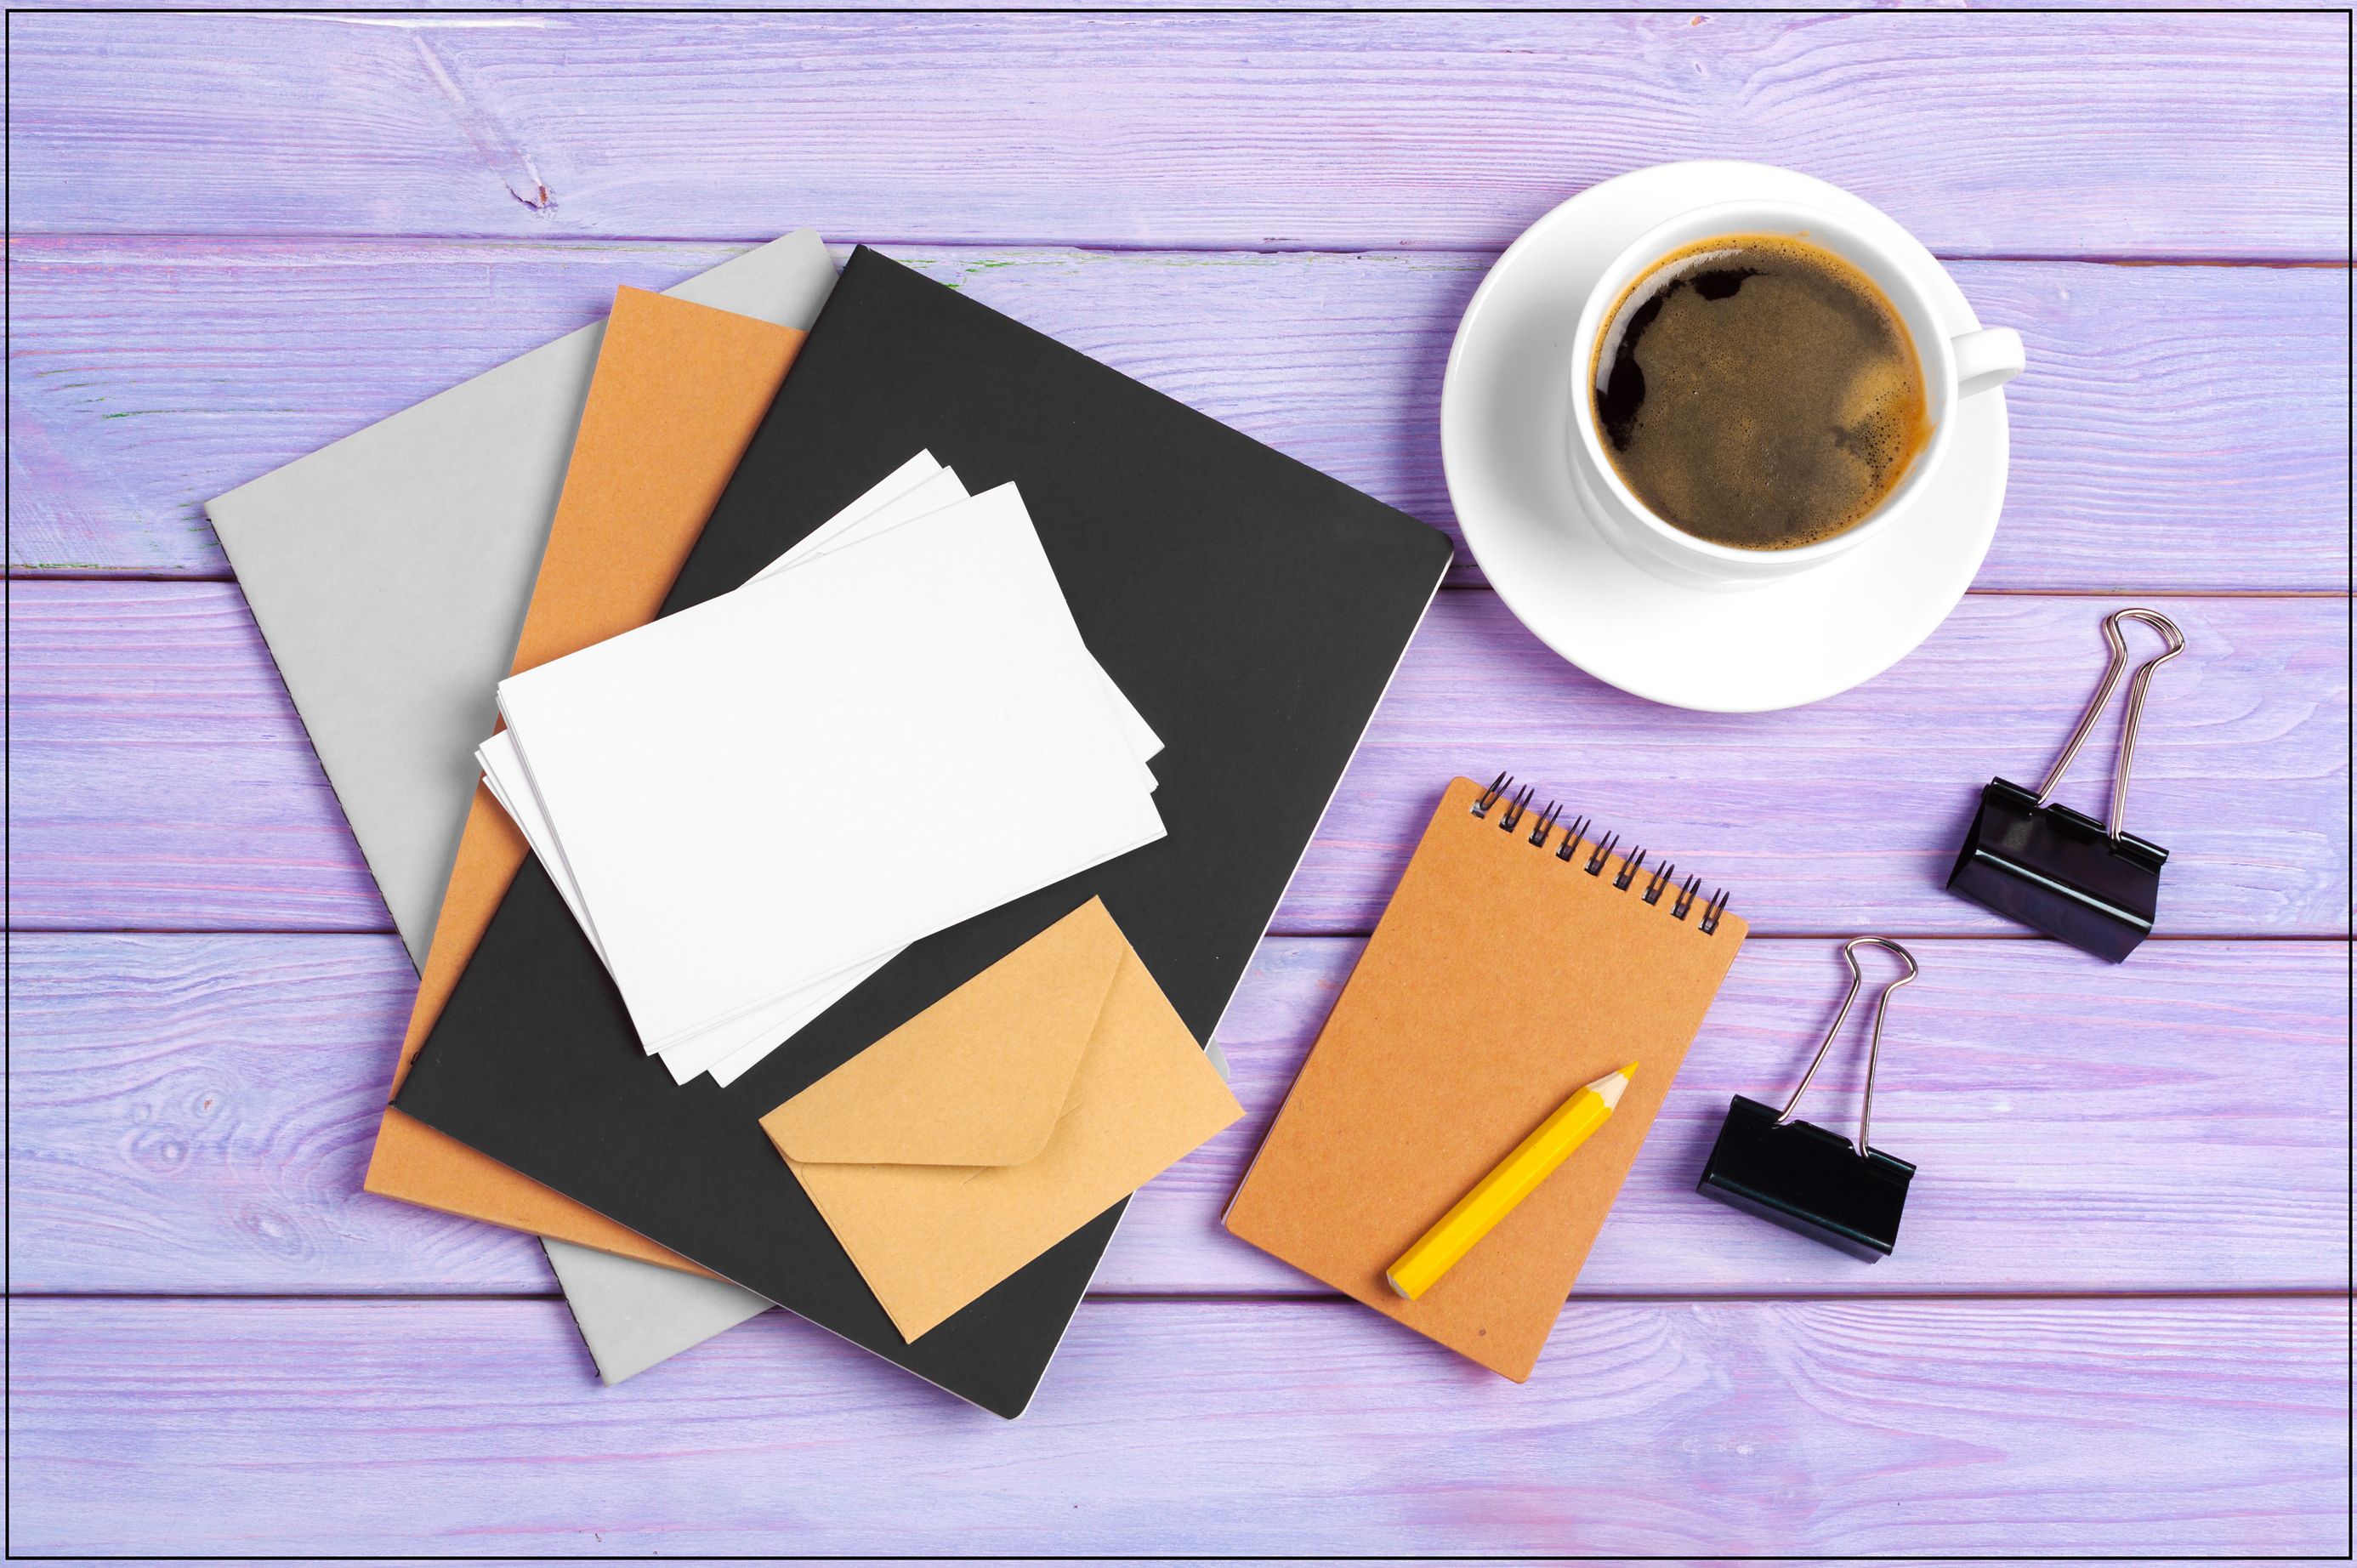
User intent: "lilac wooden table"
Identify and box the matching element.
[8,11,2350,1556]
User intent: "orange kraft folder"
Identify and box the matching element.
[1223,776,1747,1380]
[362,287,803,1271]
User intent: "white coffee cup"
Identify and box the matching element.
[1566,200,2024,589]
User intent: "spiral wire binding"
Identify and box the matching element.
[1470,773,1729,934]
[1582,834,1614,876]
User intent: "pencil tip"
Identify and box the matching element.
[1586,1065,1636,1110]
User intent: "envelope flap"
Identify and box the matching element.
[762,899,1125,1167]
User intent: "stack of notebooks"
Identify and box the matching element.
[210,233,1455,1416]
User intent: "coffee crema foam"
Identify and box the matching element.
[1591,233,1930,551]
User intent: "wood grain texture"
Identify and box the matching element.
[12,583,2344,937]
[7,14,2346,255]
[9,241,2349,590]
[1314,592,2350,938]
[10,1295,2347,1554]
[9,933,2347,1297]
[10,0,2332,11]
[7,11,2348,1555]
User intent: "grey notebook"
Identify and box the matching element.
[207,230,835,960]
[207,232,833,1373]
[542,1238,773,1385]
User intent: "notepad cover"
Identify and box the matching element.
[1224,776,1748,1382]
[394,246,1455,1417]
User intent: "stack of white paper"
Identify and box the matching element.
[480,454,1165,1086]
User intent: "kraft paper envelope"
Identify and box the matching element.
[762,897,1242,1343]
[368,285,806,1280]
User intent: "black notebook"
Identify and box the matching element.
[395,246,1454,1416]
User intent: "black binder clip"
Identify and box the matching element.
[1697,938,1919,1261]
[1947,607,2184,963]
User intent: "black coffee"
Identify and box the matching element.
[1591,233,1929,551]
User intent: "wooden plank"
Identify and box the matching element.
[9,241,2348,591]
[7,14,2344,255]
[6,581,389,935]
[10,583,2345,936]
[9,933,2345,1297]
[1313,591,2350,938]
[9,1295,2346,1554]
[7,0,2331,11]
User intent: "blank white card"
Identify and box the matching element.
[481,454,1158,1084]
[493,484,1165,1055]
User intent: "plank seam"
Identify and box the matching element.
[6,928,2348,942]
[6,1287,2349,1304]
[5,233,2353,266]
[13,573,2352,600]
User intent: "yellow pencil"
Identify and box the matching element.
[1384,1064,1638,1301]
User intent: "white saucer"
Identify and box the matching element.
[1440,161,2009,713]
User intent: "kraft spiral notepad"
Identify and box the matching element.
[1224,774,1748,1382]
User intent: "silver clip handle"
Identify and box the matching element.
[1779,937,1919,1157]
[2035,608,2185,844]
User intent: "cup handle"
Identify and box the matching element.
[1952,327,2025,399]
